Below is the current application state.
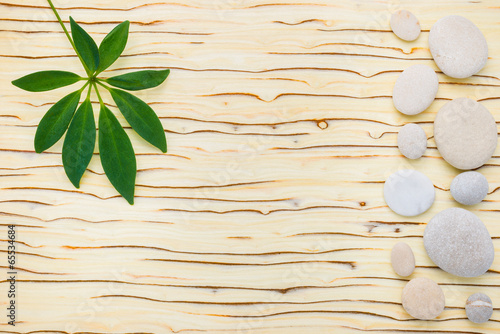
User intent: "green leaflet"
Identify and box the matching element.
[34,90,82,153]
[70,17,99,73]
[97,21,130,74]
[62,98,96,188]
[98,104,136,204]
[109,88,167,152]
[105,69,170,91]
[12,71,81,92]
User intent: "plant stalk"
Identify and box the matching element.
[46,0,92,76]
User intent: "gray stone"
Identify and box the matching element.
[451,172,489,205]
[393,64,439,115]
[391,242,415,277]
[398,123,427,159]
[390,10,421,41]
[434,98,497,170]
[384,169,435,217]
[429,15,488,78]
[402,277,445,320]
[424,208,494,277]
[466,293,493,323]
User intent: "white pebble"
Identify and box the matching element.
[451,172,488,205]
[429,15,488,78]
[384,169,435,217]
[402,277,445,320]
[390,10,421,41]
[398,123,427,159]
[424,208,494,277]
[466,293,493,323]
[391,242,415,277]
[434,98,497,170]
[393,64,439,115]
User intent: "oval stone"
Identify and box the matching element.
[451,172,489,205]
[384,169,435,217]
[434,98,497,170]
[390,10,421,41]
[429,15,488,78]
[398,123,427,159]
[391,242,415,277]
[402,277,445,320]
[466,293,493,323]
[424,208,494,277]
[393,64,439,115]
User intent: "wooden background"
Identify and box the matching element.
[1,0,500,332]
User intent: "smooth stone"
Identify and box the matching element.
[391,242,415,277]
[393,64,439,115]
[398,123,427,159]
[402,277,445,320]
[384,169,435,217]
[390,10,421,41]
[429,15,488,78]
[424,208,494,277]
[451,172,489,205]
[466,293,493,323]
[434,98,497,170]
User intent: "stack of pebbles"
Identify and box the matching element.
[386,11,496,323]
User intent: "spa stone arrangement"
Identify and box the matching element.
[386,10,496,323]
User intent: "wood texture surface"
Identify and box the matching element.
[1,0,500,332]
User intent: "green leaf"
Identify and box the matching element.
[62,98,96,188]
[109,88,166,152]
[12,71,81,92]
[34,90,82,153]
[70,17,99,73]
[104,69,170,91]
[98,104,136,204]
[96,20,130,74]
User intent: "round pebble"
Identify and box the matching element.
[434,98,497,170]
[393,64,439,115]
[402,277,445,320]
[391,242,415,277]
[390,10,421,41]
[429,15,488,78]
[384,169,435,217]
[451,172,489,205]
[466,293,493,323]
[424,208,494,277]
[398,123,427,159]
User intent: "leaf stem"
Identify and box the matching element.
[46,0,92,76]
[86,83,92,99]
[93,82,105,106]
[96,80,111,91]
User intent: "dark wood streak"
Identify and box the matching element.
[62,244,379,257]
[0,249,66,260]
[145,258,357,269]
[0,265,68,275]
[0,279,375,294]
[289,232,422,239]
[268,51,433,61]
[159,204,387,216]
[92,295,406,307]
[201,92,393,102]
[0,186,295,204]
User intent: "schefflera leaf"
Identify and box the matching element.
[109,88,167,152]
[98,104,136,204]
[12,71,81,92]
[34,90,82,153]
[62,98,96,188]
[96,20,130,74]
[105,69,170,91]
[70,17,99,73]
